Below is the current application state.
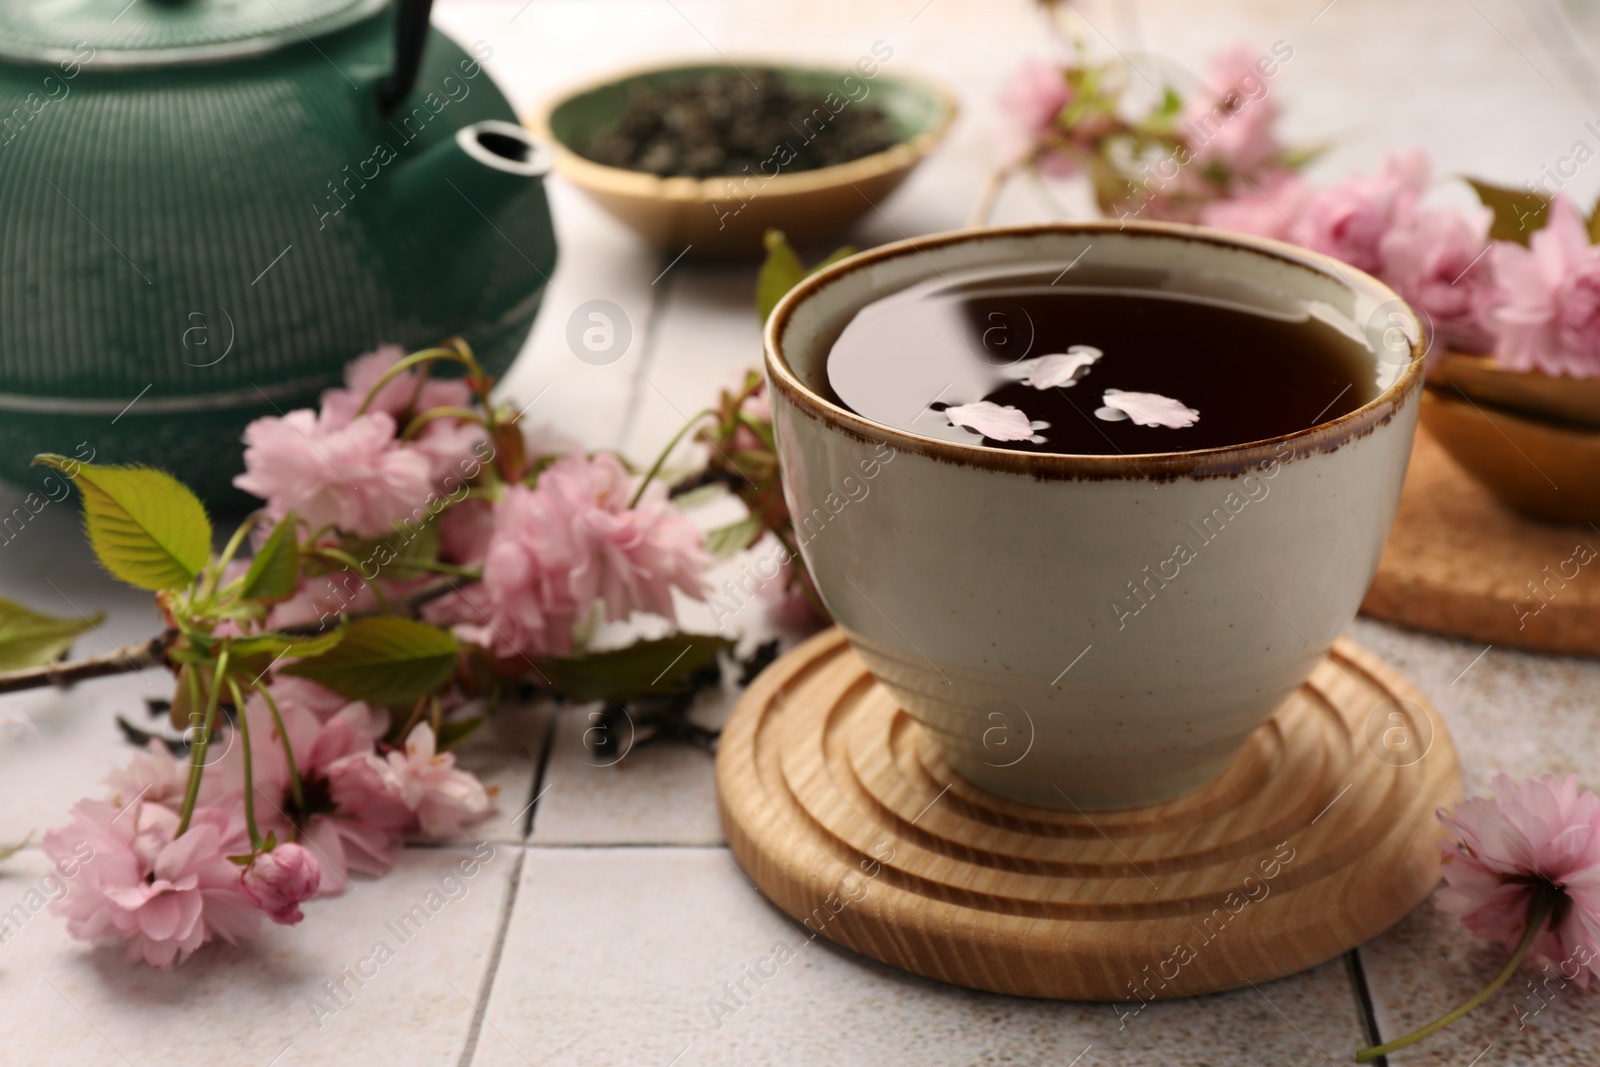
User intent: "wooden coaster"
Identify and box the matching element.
[717,628,1460,1000]
[1362,430,1600,657]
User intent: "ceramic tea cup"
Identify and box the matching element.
[764,222,1424,810]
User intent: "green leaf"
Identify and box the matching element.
[340,521,440,583]
[237,514,300,602]
[282,616,458,708]
[756,230,807,325]
[222,624,348,679]
[703,514,762,559]
[1465,178,1550,246]
[0,597,101,671]
[33,456,211,591]
[535,634,734,703]
[435,715,486,751]
[1589,200,1600,245]
[755,233,855,326]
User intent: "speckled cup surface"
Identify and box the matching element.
[765,222,1424,810]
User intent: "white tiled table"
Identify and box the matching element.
[4,1,1600,1063]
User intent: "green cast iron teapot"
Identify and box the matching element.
[0,0,557,506]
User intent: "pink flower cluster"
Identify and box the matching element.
[1196,151,1501,357]
[1435,773,1600,986]
[236,346,711,662]
[1000,43,1600,374]
[1205,151,1600,374]
[236,346,486,538]
[1491,197,1600,377]
[430,452,709,660]
[42,677,495,967]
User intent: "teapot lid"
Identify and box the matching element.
[0,0,389,67]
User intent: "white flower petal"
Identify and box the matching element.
[1020,347,1103,389]
[1098,390,1200,428]
[945,401,1038,442]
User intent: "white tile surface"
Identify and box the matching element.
[0,845,519,1067]
[531,702,725,847]
[473,847,1371,1067]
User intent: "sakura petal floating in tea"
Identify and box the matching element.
[945,400,1046,442]
[1094,389,1201,428]
[1017,346,1103,389]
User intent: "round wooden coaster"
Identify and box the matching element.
[1361,430,1600,657]
[716,628,1460,1001]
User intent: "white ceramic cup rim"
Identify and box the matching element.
[763,220,1426,482]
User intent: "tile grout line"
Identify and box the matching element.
[1345,949,1389,1067]
[453,846,527,1067]
[452,709,558,1067]
[614,254,683,458]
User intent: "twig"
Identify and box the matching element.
[0,577,462,698]
[0,634,171,695]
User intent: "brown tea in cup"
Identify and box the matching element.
[825,262,1378,454]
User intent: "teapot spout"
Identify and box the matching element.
[390,120,552,220]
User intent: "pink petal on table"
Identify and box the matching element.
[1022,348,1101,389]
[945,401,1036,441]
[1096,390,1200,428]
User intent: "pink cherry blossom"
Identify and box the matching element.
[302,752,413,894]
[538,452,709,625]
[433,482,582,660]
[437,498,497,567]
[1183,46,1285,179]
[1379,206,1496,354]
[241,842,321,925]
[259,675,362,723]
[106,740,186,808]
[319,345,488,485]
[382,724,494,839]
[203,690,407,894]
[1197,170,1312,242]
[320,345,475,428]
[945,400,1037,441]
[234,409,433,538]
[1296,151,1429,274]
[439,454,709,660]
[1435,773,1600,987]
[998,59,1072,171]
[1490,196,1600,378]
[43,800,260,967]
[1096,389,1200,428]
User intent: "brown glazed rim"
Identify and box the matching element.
[763,220,1427,482]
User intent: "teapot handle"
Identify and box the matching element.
[379,0,436,114]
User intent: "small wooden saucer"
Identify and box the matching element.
[1362,429,1600,656]
[717,628,1460,1000]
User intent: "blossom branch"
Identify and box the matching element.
[0,633,172,695]
[0,579,461,698]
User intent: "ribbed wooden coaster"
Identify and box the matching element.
[1362,430,1600,657]
[716,628,1460,1000]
